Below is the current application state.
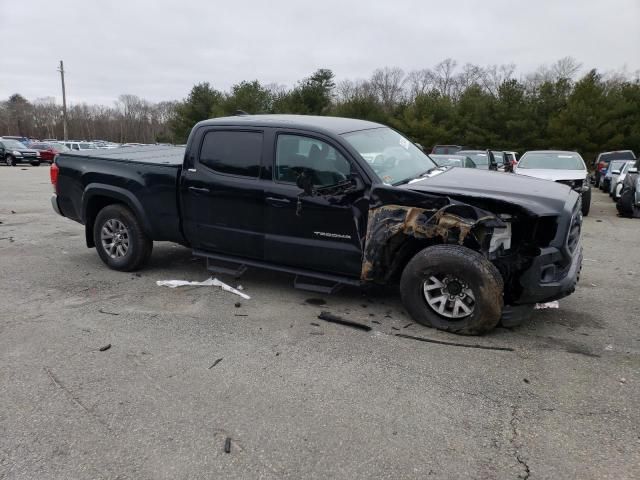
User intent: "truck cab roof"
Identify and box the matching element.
[195,114,384,135]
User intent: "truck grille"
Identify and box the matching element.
[566,203,583,255]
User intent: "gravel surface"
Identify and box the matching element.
[1,167,638,479]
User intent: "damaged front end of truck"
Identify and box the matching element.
[359,185,581,309]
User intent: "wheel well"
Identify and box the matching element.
[377,232,487,284]
[84,196,126,248]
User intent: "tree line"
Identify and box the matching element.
[2,57,639,162]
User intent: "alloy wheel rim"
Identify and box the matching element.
[423,274,475,319]
[101,219,130,259]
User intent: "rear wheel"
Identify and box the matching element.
[93,204,152,271]
[581,189,591,216]
[400,245,504,335]
[30,160,41,167]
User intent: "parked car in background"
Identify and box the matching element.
[1,135,31,145]
[502,151,518,172]
[601,159,629,193]
[611,161,635,200]
[514,150,591,216]
[456,150,499,170]
[429,154,477,168]
[431,145,465,155]
[0,138,42,166]
[593,150,636,187]
[616,161,640,217]
[63,141,98,151]
[29,142,70,163]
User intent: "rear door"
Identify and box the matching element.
[181,127,267,259]
[262,131,366,277]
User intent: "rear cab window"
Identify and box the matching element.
[199,130,263,177]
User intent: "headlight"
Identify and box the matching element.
[36,151,40,158]
[12,150,22,156]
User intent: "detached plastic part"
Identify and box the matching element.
[156,277,250,299]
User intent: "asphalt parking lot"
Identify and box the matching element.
[1,166,639,480]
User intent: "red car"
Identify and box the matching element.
[29,142,70,163]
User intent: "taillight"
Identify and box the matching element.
[50,162,59,193]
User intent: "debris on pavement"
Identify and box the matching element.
[98,308,119,316]
[305,298,326,306]
[224,437,232,453]
[535,301,559,309]
[234,302,241,308]
[318,311,372,332]
[620,377,627,384]
[99,344,112,352]
[156,277,250,300]
[208,358,223,369]
[395,333,514,352]
[605,344,613,351]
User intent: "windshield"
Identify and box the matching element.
[430,155,464,167]
[600,151,635,162]
[78,143,97,150]
[517,152,585,170]
[1,139,27,149]
[608,160,628,173]
[458,151,489,166]
[342,127,436,185]
[50,142,70,151]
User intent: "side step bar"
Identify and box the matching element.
[192,249,361,293]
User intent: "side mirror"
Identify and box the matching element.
[612,170,621,175]
[296,170,314,195]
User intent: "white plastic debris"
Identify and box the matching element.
[156,277,250,299]
[534,301,559,309]
[605,344,613,351]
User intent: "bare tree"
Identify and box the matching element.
[481,63,516,96]
[432,58,458,97]
[406,69,435,100]
[370,67,406,111]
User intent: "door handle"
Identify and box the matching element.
[266,196,291,207]
[188,186,210,193]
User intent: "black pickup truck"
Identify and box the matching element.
[51,114,583,334]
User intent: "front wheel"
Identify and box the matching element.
[581,189,591,216]
[5,155,15,166]
[30,161,41,167]
[400,245,504,335]
[93,204,153,271]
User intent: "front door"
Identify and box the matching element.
[263,132,366,277]
[181,128,266,259]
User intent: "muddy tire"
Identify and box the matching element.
[581,189,591,216]
[400,245,504,335]
[93,204,152,271]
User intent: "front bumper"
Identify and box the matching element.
[515,242,583,305]
[51,194,63,216]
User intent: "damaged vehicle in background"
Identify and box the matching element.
[514,150,591,216]
[51,115,583,335]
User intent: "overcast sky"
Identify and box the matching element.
[1,0,639,105]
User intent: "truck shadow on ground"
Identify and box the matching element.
[115,243,608,357]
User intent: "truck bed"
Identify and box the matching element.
[55,145,185,244]
[63,145,185,166]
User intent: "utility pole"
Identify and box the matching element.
[58,60,68,141]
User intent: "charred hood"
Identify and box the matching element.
[399,168,576,217]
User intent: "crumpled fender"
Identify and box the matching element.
[361,186,505,282]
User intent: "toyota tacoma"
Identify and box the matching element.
[51,115,583,334]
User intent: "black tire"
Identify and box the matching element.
[93,204,152,271]
[581,189,591,216]
[5,155,15,166]
[400,245,504,335]
[30,161,41,167]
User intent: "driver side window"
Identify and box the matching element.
[275,134,351,187]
